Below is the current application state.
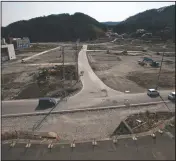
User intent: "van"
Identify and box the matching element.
[168,92,175,101]
[147,89,159,97]
[38,97,57,109]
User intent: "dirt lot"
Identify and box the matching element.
[88,39,175,52]
[2,65,82,100]
[88,42,175,93]
[2,44,82,100]
[126,111,175,134]
[112,111,175,135]
[2,103,175,141]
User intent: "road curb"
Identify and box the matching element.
[2,100,170,118]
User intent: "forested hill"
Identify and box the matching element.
[114,5,175,39]
[1,12,107,42]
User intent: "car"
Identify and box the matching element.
[147,89,159,97]
[168,92,175,100]
[38,97,57,109]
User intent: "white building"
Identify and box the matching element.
[1,44,16,62]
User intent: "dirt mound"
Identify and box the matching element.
[112,111,175,135]
[126,111,174,134]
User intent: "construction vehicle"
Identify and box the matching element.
[138,57,159,67]
[138,60,147,66]
[150,61,160,67]
[143,57,153,62]
[138,57,152,66]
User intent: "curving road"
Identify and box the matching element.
[1,45,174,115]
[70,45,122,97]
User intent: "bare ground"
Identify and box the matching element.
[87,42,175,93]
[2,103,174,141]
[87,41,175,52]
[2,65,82,100]
[127,70,175,90]
[2,44,82,100]
[126,111,175,134]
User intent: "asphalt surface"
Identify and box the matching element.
[2,132,175,160]
[2,90,173,115]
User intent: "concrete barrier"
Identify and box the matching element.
[2,100,170,118]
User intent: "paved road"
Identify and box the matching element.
[1,132,175,160]
[72,45,122,97]
[1,44,174,115]
[2,90,173,115]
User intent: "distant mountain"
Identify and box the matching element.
[1,12,107,42]
[101,21,121,26]
[114,5,175,40]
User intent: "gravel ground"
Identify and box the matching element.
[87,41,175,52]
[88,50,175,93]
[2,103,175,141]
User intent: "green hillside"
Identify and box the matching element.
[114,5,175,40]
[1,12,107,42]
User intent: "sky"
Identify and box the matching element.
[1,1,175,27]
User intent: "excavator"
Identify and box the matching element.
[138,57,160,67]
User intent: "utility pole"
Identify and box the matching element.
[155,50,164,90]
[62,46,65,81]
[62,46,66,98]
[76,39,79,81]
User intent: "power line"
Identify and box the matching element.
[155,51,164,90]
[154,48,172,113]
[32,44,80,133]
[158,95,171,112]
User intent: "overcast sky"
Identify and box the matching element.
[2,1,175,27]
